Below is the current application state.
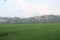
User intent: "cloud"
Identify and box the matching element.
[33,5,48,13]
[0,0,49,18]
[15,0,49,17]
[17,0,49,12]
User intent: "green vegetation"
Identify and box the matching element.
[0,15,60,24]
[0,23,60,40]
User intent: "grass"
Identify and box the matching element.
[0,23,60,40]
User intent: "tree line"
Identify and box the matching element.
[0,15,60,24]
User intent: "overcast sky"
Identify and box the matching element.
[0,0,60,18]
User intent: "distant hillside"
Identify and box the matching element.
[0,15,60,24]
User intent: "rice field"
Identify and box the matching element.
[0,23,60,40]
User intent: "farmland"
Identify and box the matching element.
[0,23,60,40]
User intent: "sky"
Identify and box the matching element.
[0,0,60,18]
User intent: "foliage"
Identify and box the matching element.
[0,15,60,24]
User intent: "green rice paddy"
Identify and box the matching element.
[0,23,60,40]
